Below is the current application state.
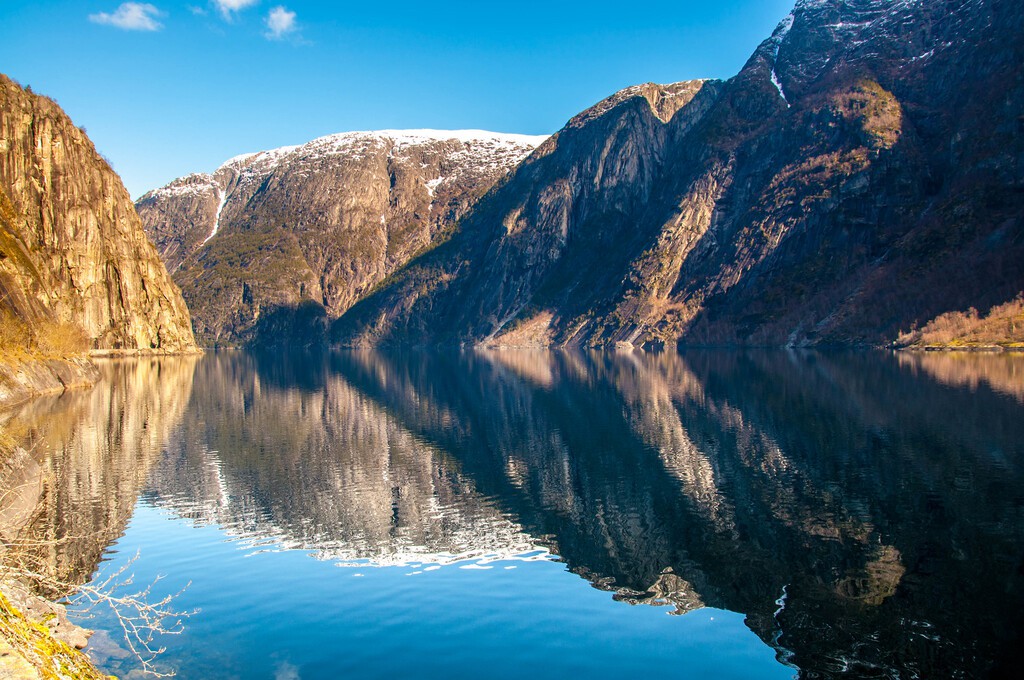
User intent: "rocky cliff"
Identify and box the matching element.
[0,75,197,355]
[137,130,546,346]
[334,0,1024,347]
[334,80,723,345]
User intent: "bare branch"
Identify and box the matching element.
[0,552,196,677]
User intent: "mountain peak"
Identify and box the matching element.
[571,80,712,127]
[217,129,548,174]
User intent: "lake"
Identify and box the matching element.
[1,349,1022,678]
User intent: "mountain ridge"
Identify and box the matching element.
[138,128,547,346]
[333,0,1024,348]
[137,0,1023,350]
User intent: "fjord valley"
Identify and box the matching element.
[0,0,1023,678]
[140,0,1024,350]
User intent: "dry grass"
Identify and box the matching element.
[0,589,112,680]
[897,293,1024,348]
[0,309,89,361]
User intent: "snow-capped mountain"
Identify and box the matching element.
[336,0,1024,348]
[139,0,1022,351]
[137,130,546,345]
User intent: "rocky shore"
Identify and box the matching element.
[0,356,99,412]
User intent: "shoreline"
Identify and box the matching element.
[0,355,99,413]
[895,344,1024,353]
[0,432,109,679]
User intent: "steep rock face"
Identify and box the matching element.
[647,0,1024,346]
[334,80,722,345]
[137,130,546,346]
[0,75,197,354]
[336,0,1024,347]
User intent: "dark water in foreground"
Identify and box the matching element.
[2,350,1023,678]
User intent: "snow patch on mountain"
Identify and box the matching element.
[218,130,546,173]
[195,129,547,199]
[139,173,218,202]
[768,13,794,105]
[203,186,228,246]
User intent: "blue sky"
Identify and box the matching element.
[1,1,794,198]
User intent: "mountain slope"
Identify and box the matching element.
[333,80,722,345]
[137,130,546,346]
[335,0,1024,348]
[0,74,197,360]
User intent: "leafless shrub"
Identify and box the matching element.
[1,551,194,677]
[2,466,192,677]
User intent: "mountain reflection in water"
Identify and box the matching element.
[332,349,1024,677]
[144,353,542,566]
[3,349,1022,678]
[0,357,198,590]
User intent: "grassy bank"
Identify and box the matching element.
[897,294,1024,350]
[0,588,110,680]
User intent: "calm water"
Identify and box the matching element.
[2,350,1023,678]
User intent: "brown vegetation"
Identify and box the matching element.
[896,294,1024,349]
[0,309,89,361]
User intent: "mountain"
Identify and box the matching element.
[0,74,197,354]
[334,0,1024,348]
[137,130,546,346]
[0,74,197,405]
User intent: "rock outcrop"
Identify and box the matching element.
[334,0,1024,347]
[137,130,546,346]
[0,355,98,411]
[0,74,197,357]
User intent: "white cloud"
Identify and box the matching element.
[88,3,164,31]
[264,6,297,40]
[214,0,259,19]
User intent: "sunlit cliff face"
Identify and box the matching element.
[0,76,198,353]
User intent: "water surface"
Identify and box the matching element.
[1,350,1022,678]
